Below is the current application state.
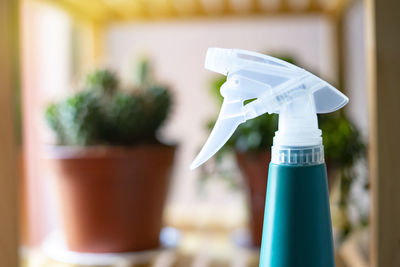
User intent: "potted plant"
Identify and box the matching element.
[204,57,366,247]
[44,61,175,253]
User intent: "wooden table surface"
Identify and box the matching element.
[22,229,368,267]
[22,230,260,267]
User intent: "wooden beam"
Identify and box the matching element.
[367,0,400,266]
[0,0,20,266]
[30,0,349,23]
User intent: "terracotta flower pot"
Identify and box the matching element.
[235,151,270,247]
[44,144,175,253]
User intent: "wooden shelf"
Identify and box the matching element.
[28,0,350,24]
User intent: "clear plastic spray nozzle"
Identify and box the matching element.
[190,48,348,170]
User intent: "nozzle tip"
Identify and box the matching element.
[189,161,199,170]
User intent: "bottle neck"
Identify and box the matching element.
[271,144,325,165]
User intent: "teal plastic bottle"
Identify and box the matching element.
[189,48,348,267]
[260,163,335,267]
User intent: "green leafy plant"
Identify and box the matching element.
[45,63,172,146]
[319,113,365,168]
[319,113,367,240]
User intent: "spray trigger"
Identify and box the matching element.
[191,48,348,170]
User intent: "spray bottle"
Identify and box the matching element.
[191,48,348,267]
